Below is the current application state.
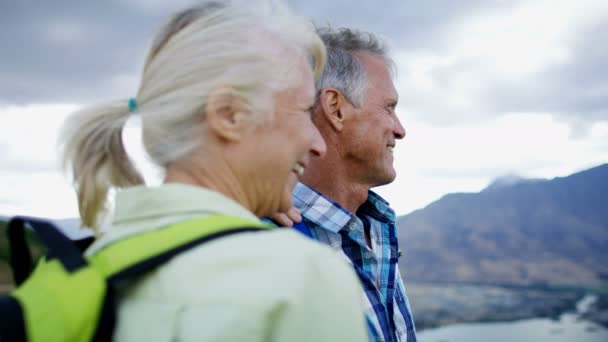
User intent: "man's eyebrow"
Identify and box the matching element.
[387,100,398,109]
[304,103,315,112]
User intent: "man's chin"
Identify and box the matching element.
[373,170,396,187]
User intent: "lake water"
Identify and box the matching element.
[418,295,608,342]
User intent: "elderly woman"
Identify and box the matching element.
[59,1,367,341]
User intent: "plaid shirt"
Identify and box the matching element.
[293,182,417,342]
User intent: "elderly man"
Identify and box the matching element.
[275,27,417,342]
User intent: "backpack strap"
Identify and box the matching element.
[7,217,87,286]
[6,217,34,286]
[89,215,271,280]
[0,295,27,341]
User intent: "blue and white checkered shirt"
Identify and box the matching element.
[292,182,417,342]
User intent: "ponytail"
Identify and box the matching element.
[59,100,144,232]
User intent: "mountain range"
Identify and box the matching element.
[397,163,608,287]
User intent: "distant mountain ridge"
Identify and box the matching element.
[397,163,608,287]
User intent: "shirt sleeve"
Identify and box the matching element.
[270,250,369,342]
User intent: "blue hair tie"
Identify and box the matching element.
[128,97,138,112]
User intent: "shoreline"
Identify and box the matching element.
[407,282,608,331]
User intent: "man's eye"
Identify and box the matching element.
[306,106,315,116]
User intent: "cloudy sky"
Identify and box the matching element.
[1,0,607,220]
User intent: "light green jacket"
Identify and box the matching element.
[86,184,368,341]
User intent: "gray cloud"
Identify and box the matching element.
[0,142,57,173]
[418,159,565,180]
[0,0,517,105]
[394,6,608,130]
[0,0,178,104]
[289,0,519,49]
[475,19,608,124]
[1,0,606,133]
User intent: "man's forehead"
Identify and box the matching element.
[358,53,395,84]
[356,51,392,72]
[366,63,398,98]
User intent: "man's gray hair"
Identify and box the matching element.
[315,26,394,107]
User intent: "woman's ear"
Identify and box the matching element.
[206,86,247,142]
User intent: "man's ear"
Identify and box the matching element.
[319,88,346,132]
[205,86,246,142]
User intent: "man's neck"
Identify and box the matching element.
[301,163,369,214]
[301,173,373,247]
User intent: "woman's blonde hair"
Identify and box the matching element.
[59,0,326,231]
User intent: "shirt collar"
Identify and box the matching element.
[293,182,396,233]
[358,190,396,224]
[292,182,352,233]
[113,183,259,224]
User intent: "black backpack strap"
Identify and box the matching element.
[7,217,87,286]
[92,226,265,342]
[6,218,34,286]
[73,236,96,253]
[0,295,27,342]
